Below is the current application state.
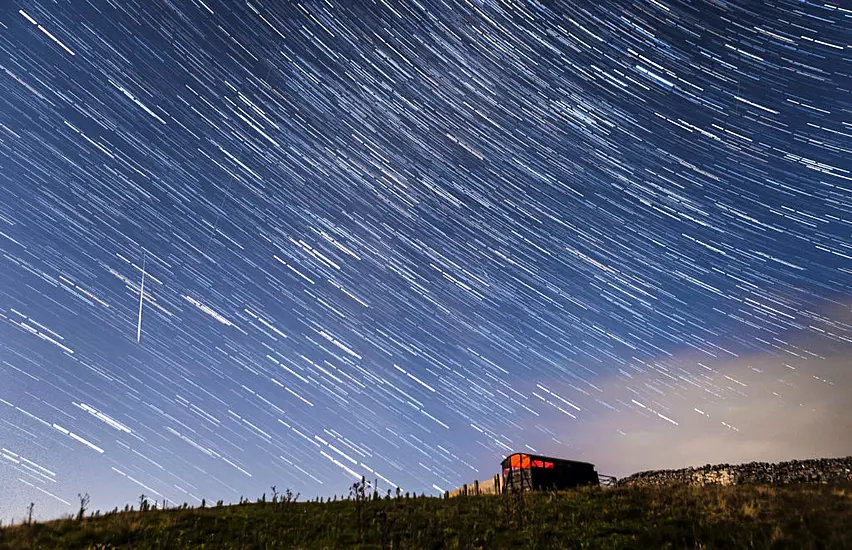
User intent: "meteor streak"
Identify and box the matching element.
[137,254,146,344]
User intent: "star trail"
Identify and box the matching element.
[1,0,850,522]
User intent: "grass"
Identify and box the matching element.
[1,480,851,549]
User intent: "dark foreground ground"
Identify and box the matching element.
[2,481,851,549]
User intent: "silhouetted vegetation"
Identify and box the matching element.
[25,503,34,527]
[76,494,89,523]
[1,481,851,548]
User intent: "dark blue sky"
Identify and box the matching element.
[1,0,850,522]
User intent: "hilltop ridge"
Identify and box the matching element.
[1,458,851,549]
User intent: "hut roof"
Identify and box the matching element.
[501,452,596,469]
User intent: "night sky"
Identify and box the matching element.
[1,0,851,523]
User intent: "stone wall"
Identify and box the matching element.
[617,456,852,488]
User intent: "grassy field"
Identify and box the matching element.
[1,480,851,549]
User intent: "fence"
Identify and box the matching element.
[447,474,502,498]
[448,471,623,497]
[598,474,617,487]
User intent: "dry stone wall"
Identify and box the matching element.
[617,456,852,488]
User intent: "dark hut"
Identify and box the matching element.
[501,452,600,493]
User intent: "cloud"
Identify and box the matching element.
[533,302,852,479]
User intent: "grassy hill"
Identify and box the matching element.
[1,480,851,549]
